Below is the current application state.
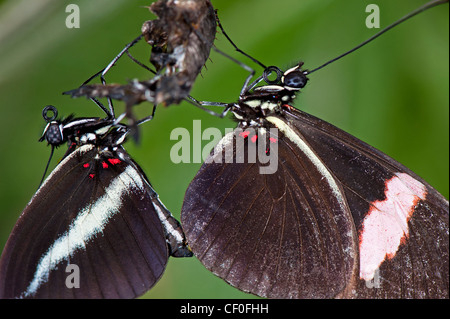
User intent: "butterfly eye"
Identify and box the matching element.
[44,123,64,145]
[284,71,308,89]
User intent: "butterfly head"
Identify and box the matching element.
[39,105,65,146]
[281,62,309,91]
[38,105,127,150]
[235,63,309,121]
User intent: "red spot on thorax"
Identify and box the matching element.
[282,104,294,111]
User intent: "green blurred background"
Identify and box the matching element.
[0,0,448,299]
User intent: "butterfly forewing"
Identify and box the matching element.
[284,107,449,298]
[0,144,169,298]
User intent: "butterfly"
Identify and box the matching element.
[0,106,191,298]
[180,61,449,298]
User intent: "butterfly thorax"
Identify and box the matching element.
[231,62,308,128]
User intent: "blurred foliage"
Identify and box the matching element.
[0,0,448,299]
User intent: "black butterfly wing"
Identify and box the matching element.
[182,126,358,298]
[0,144,168,298]
[283,108,449,298]
[182,107,449,298]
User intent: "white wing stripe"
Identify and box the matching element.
[23,165,143,297]
[266,116,347,211]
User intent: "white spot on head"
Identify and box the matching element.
[359,173,427,281]
[284,65,301,76]
[254,85,283,92]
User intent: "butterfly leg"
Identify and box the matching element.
[76,34,146,118]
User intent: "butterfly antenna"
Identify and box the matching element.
[38,145,55,189]
[308,0,448,74]
[215,11,267,69]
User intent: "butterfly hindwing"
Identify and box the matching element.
[284,107,449,298]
